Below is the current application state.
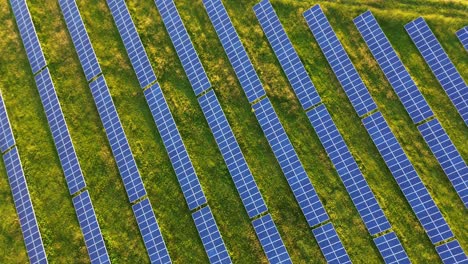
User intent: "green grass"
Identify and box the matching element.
[0,0,466,263]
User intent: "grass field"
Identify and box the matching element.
[0,0,467,263]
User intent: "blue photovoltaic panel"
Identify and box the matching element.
[436,240,468,264]
[133,199,172,264]
[406,18,468,126]
[199,90,267,218]
[73,191,110,264]
[418,119,468,208]
[154,0,211,95]
[106,0,156,88]
[457,26,468,51]
[4,147,47,263]
[252,214,291,264]
[253,98,328,227]
[0,93,15,152]
[354,11,433,124]
[89,76,147,202]
[363,111,453,244]
[35,69,86,195]
[312,223,351,264]
[58,0,102,81]
[374,232,410,264]
[303,5,377,117]
[202,0,266,102]
[253,0,320,110]
[10,0,46,74]
[144,83,206,210]
[192,206,232,264]
[307,104,391,235]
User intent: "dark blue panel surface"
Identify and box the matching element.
[199,90,267,217]
[192,206,232,264]
[133,199,172,264]
[0,93,15,152]
[35,69,86,195]
[59,0,102,81]
[363,111,454,244]
[154,0,211,95]
[252,214,291,264]
[354,11,433,123]
[406,18,468,126]
[144,83,206,210]
[307,104,390,235]
[89,76,147,202]
[73,191,110,264]
[373,232,410,264]
[303,5,377,117]
[253,98,328,227]
[312,223,351,264]
[253,0,320,110]
[436,240,468,264]
[457,26,468,51]
[202,0,266,102]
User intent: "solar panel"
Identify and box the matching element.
[34,68,86,195]
[362,111,453,244]
[202,0,266,103]
[312,223,351,264]
[307,104,391,235]
[418,119,468,208]
[373,232,410,264]
[154,0,211,95]
[4,147,47,263]
[89,76,147,202]
[199,90,267,218]
[405,17,468,126]
[106,0,156,88]
[192,206,232,264]
[354,11,434,124]
[253,0,321,110]
[9,0,46,74]
[436,240,468,264]
[73,190,110,264]
[144,83,206,210]
[457,26,468,51]
[303,5,377,117]
[0,93,15,153]
[58,0,102,81]
[132,198,172,264]
[253,98,328,227]
[252,214,291,264]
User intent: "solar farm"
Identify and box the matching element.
[0,0,467,263]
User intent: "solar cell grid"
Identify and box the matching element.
[202,0,266,102]
[436,240,468,264]
[405,17,468,126]
[253,0,321,110]
[133,199,172,264]
[35,69,86,195]
[418,119,468,208]
[199,90,267,218]
[0,93,15,153]
[58,0,102,81]
[373,232,410,264]
[89,76,147,203]
[252,214,291,264]
[106,0,157,88]
[4,147,47,263]
[303,5,377,117]
[192,206,232,264]
[457,26,468,51]
[363,111,454,244]
[154,0,211,95]
[354,11,434,124]
[73,191,110,264]
[144,83,206,210]
[312,223,351,264]
[10,0,47,74]
[253,98,329,227]
[307,104,391,235]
